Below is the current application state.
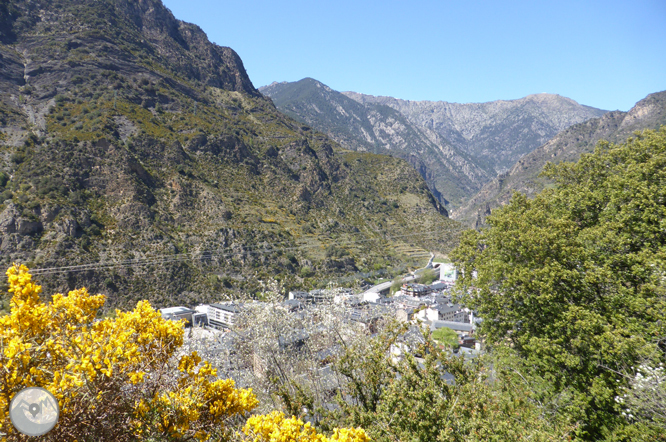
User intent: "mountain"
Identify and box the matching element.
[260,78,492,208]
[260,80,607,210]
[453,91,666,227]
[343,92,608,175]
[0,0,458,311]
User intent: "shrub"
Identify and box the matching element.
[243,411,369,442]
[417,268,438,285]
[0,266,369,441]
[0,265,258,441]
[432,326,459,349]
[389,277,403,295]
[299,266,314,278]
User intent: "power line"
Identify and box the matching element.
[22,227,458,276]
[29,229,444,275]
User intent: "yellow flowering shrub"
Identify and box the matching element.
[0,264,258,441]
[242,411,370,442]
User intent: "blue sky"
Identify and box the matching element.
[161,0,665,111]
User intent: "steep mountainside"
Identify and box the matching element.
[261,80,606,210]
[454,91,666,227]
[260,78,492,208]
[0,0,458,310]
[343,92,607,174]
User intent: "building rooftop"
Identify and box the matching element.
[209,303,242,313]
[160,306,194,315]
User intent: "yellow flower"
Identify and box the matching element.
[243,412,370,442]
[0,265,258,440]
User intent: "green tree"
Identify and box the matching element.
[389,276,403,295]
[451,127,666,440]
[332,325,573,441]
[432,326,459,349]
[416,268,438,285]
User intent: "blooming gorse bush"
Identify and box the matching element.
[0,264,258,441]
[0,265,371,442]
[243,411,370,442]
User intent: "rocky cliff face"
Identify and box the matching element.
[0,0,458,310]
[261,80,607,210]
[260,78,492,208]
[343,92,608,175]
[453,90,666,227]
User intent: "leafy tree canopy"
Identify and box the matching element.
[452,127,666,440]
[432,326,459,349]
[329,326,573,441]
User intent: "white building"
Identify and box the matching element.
[207,303,241,330]
[438,263,457,283]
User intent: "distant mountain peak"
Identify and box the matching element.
[262,80,607,210]
[453,90,666,227]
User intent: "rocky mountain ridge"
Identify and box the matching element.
[453,90,666,226]
[260,78,492,207]
[342,91,608,174]
[260,79,607,210]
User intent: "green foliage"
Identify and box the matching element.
[299,324,575,441]
[452,127,666,440]
[416,268,438,285]
[299,266,314,278]
[325,245,348,259]
[432,326,459,349]
[389,276,403,295]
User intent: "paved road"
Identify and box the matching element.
[362,252,435,297]
[362,274,418,296]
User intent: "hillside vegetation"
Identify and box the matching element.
[0,0,458,309]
